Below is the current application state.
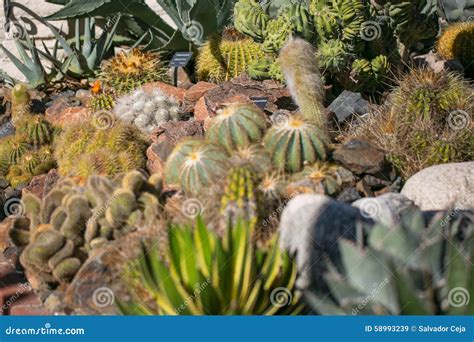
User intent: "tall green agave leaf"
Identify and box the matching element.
[120,217,305,315]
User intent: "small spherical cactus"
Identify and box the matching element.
[7,136,29,165]
[206,103,268,152]
[263,116,329,173]
[437,22,474,74]
[113,88,181,134]
[164,139,230,195]
[24,115,54,147]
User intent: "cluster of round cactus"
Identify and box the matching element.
[437,21,474,75]
[10,170,163,287]
[113,88,181,134]
[54,119,148,179]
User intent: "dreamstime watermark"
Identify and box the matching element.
[448,110,471,131]
[175,278,212,314]
[2,282,32,311]
[5,323,85,336]
[92,110,115,130]
[181,198,204,219]
[92,287,115,308]
[270,287,293,308]
[181,20,204,43]
[1,18,29,40]
[440,206,461,227]
[360,21,382,41]
[352,278,390,315]
[357,198,382,220]
[448,287,470,308]
[3,198,25,218]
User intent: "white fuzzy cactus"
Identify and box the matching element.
[113,88,181,134]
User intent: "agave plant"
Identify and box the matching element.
[308,210,473,315]
[119,218,306,315]
[46,0,235,51]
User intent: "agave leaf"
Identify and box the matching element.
[117,301,155,315]
[393,268,430,315]
[231,220,249,301]
[194,218,212,278]
[339,240,399,314]
[176,227,199,289]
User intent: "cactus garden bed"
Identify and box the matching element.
[0,0,472,316]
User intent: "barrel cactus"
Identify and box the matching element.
[164,139,230,195]
[99,49,169,94]
[263,116,329,173]
[286,162,342,197]
[206,103,268,152]
[196,28,265,83]
[437,22,474,74]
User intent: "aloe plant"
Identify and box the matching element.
[119,218,306,315]
[45,0,235,50]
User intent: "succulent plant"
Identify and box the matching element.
[233,0,270,42]
[347,68,474,178]
[229,145,273,176]
[437,22,474,74]
[164,139,230,195]
[286,162,342,197]
[11,84,31,126]
[310,210,474,315]
[206,103,268,152]
[99,49,170,94]
[262,15,293,53]
[119,218,305,315]
[90,91,116,112]
[196,29,265,83]
[10,170,164,287]
[20,115,54,147]
[220,167,261,229]
[54,119,148,179]
[350,55,391,91]
[113,88,181,134]
[263,116,329,173]
[247,57,285,83]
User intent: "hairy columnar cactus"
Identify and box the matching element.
[11,83,30,126]
[279,37,327,135]
[206,103,268,152]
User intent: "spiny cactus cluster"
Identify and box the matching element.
[10,170,164,287]
[54,119,148,179]
[99,49,170,95]
[196,28,265,83]
[348,68,474,178]
[113,88,181,134]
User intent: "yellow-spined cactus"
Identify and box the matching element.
[437,22,474,72]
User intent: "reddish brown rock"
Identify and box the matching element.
[21,169,59,200]
[142,82,186,102]
[146,141,175,175]
[194,96,211,122]
[184,82,217,103]
[167,67,193,88]
[0,217,14,254]
[45,106,91,127]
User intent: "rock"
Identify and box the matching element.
[0,217,14,254]
[333,140,386,175]
[279,194,374,290]
[0,178,9,189]
[142,82,186,102]
[167,67,193,88]
[328,90,369,122]
[0,121,15,139]
[184,82,217,103]
[413,51,464,74]
[146,141,174,175]
[22,174,47,199]
[352,193,417,226]
[194,96,211,122]
[45,103,91,127]
[65,227,165,314]
[356,179,374,197]
[337,188,362,203]
[74,89,92,107]
[43,169,60,197]
[401,162,474,211]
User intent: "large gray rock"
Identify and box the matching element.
[328,90,369,122]
[401,162,474,211]
[352,193,417,226]
[279,194,373,290]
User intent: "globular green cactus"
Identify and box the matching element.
[54,119,148,179]
[99,49,170,94]
[233,0,270,42]
[263,116,329,173]
[90,91,115,111]
[220,167,261,229]
[437,22,474,75]
[286,162,342,196]
[262,15,293,53]
[20,151,40,174]
[6,136,28,165]
[11,83,30,126]
[22,115,54,147]
[247,57,285,83]
[229,145,273,176]
[164,139,230,195]
[280,3,315,42]
[206,103,268,152]
[196,29,265,83]
[350,55,391,91]
[316,39,350,74]
[10,170,164,287]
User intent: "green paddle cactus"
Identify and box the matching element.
[206,103,268,152]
